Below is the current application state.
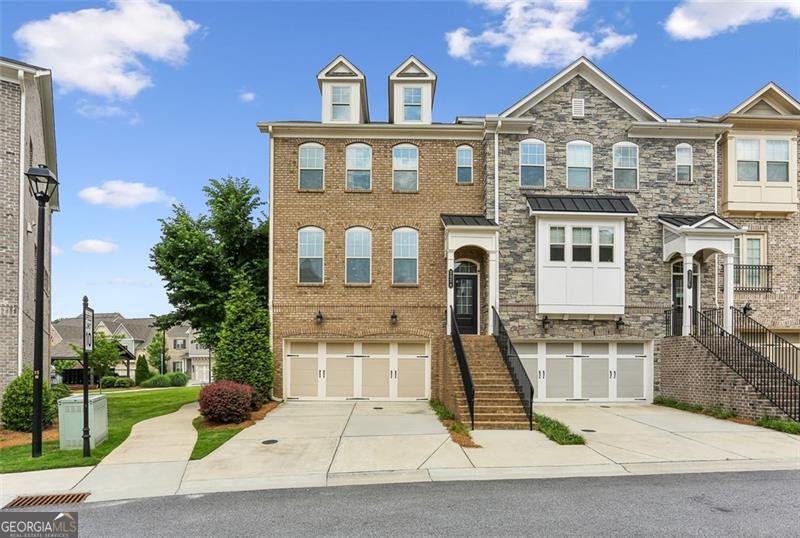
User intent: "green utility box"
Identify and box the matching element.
[58,394,108,450]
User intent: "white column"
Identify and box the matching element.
[446,249,455,335]
[488,250,499,335]
[723,253,735,332]
[682,252,694,336]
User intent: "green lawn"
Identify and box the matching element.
[189,416,245,460]
[0,386,200,473]
[534,413,585,445]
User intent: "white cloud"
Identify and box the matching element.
[79,180,172,209]
[52,245,63,256]
[14,0,200,100]
[446,0,636,67]
[75,99,141,125]
[666,0,800,40]
[72,240,119,254]
[239,90,256,103]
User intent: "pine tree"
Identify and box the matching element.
[135,355,152,386]
[213,273,273,407]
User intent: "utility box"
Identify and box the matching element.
[58,394,108,450]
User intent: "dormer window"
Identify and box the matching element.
[403,87,422,121]
[331,86,352,121]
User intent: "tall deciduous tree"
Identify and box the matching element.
[213,273,273,407]
[146,330,166,372]
[150,177,268,348]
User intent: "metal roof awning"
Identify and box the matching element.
[441,214,498,227]
[526,194,638,216]
[658,213,739,230]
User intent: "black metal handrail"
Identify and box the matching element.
[492,307,534,430]
[732,264,772,292]
[689,306,800,421]
[729,307,800,381]
[449,307,474,429]
[664,307,682,337]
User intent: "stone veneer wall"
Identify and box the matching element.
[659,336,793,421]
[270,136,485,400]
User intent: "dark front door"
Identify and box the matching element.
[671,263,699,333]
[454,274,478,334]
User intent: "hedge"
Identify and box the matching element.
[140,374,171,388]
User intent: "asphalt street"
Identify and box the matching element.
[8,471,800,537]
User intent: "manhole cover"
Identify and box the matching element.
[262,439,278,445]
[5,492,90,508]
[373,407,383,410]
[581,429,596,433]
[600,405,610,408]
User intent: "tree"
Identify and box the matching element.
[150,177,268,349]
[146,330,166,372]
[53,359,77,377]
[69,332,124,380]
[135,355,152,386]
[213,273,273,408]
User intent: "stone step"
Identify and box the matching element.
[474,421,532,430]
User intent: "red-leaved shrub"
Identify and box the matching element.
[198,381,252,424]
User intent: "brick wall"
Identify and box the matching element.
[659,336,792,421]
[271,135,484,398]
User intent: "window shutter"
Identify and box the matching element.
[572,98,585,118]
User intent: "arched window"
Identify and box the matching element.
[298,226,324,284]
[345,227,371,284]
[392,144,418,191]
[456,145,473,184]
[676,143,693,183]
[392,228,418,284]
[613,142,638,190]
[454,260,478,273]
[346,144,372,191]
[298,143,324,190]
[566,140,592,189]
[519,139,545,187]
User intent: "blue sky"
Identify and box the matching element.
[1,0,798,319]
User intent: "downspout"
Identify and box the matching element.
[267,125,280,402]
[713,133,722,307]
[17,69,26,375]
[494,120,501,223]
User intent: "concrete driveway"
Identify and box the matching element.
[179,401,471,494]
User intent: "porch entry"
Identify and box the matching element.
[671,261,698,333]
[454,261,478,334]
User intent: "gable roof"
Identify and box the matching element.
[658,213,739,231]
[317,55,369,123]
[500,57,664,122]
[728,82,800,116]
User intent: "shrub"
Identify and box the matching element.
[51,383,72,403]
[1,369,56,432]
[167,372,188,387]
[114,377,135,388]
[140,374,171,388]
[534,413,585,445]
[198,381,252,424]
[100,376,118,388]
[135,355,152,386]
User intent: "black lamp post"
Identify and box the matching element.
[25,164,58,458]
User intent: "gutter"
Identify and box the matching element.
[17,69,25,375]
[713,133,722,307]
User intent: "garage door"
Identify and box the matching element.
[516,341,650,402]
[285,340,430,400]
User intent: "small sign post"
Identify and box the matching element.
[82,296,94,458]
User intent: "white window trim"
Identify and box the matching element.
[346,143,372,191]
[598,226,615,263]
[297,226,324,285]
[456,145,474,184]
[392,227,419,285]
[392,144,419,192]
[566,140,593,190]
[519,138,546,188]
[734,233,767,265]
[298,142,325,190]
[402,86,423,123]
[571,226,594,264]
[612,141,639,191]
[675,143,693,183]
[735,138,761,183]
[330,85,352,123]
[548,225,565,262]
[345,226,372,285]
[766,139,791,183]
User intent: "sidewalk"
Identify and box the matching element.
[1,402,798,504]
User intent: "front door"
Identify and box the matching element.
[454,274,478,334]
[671,261,699,333]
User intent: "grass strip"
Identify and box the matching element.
[654,396,736,420]
[756,417,800,435]
[534,413,585,445]
[190,416,245,460]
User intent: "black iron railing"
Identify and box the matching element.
[664,307,682,337]
[449,307,474,429]
[732,264,772,292]
[492,307,534,430]
[729,307,800,381]
[688,306,800,421]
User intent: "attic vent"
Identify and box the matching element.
[572,98,585,118]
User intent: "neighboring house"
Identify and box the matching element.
[51,314,212,384]
[262,56,800,426]
[0,57,58,396]
[166,324,212,383]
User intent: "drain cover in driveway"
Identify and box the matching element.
[262,439,278,445]
[373,407,383,410]
[581,429,596,433]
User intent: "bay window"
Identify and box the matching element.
[736,139,760,182]
[766,140,790,182]
[571,227,592,262]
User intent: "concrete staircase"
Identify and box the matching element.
[456,335,531,430]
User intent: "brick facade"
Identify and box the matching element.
[270,135,484,400]
[659,336,792,421]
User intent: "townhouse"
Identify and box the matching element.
[261,56,799,426]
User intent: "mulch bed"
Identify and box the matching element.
[440,419,481,449]
[0,424,59,449]
[197,401,280,430]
